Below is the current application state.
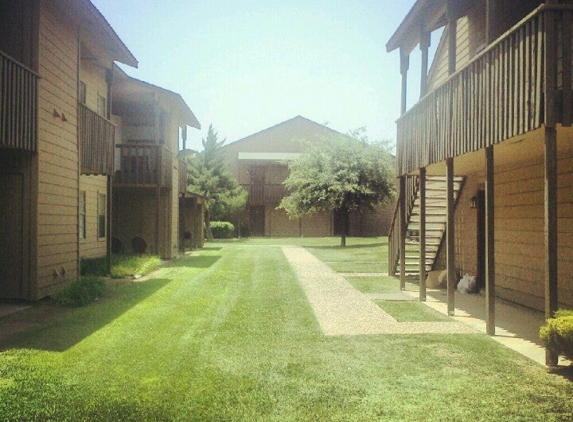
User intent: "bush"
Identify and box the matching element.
[80,257,108,276]
[210,221,235,239]
[52,277,106,307]
[540,309,573,361]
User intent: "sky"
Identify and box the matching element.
[91,0,423,151]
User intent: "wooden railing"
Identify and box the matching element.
[395,6,573,176]
[241,183,286,204]
[79,104,115,175]
[115,144,173,187]
[0,51,39,152]
[388,176,419,276]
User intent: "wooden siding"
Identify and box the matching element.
[35,3,80,298]
[0,51,39,151]
[79,175,107,259]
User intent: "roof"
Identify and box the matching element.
[222,115,349,154]
[61,0,138,67]
[113,65,201,129]
[386,0,473,54]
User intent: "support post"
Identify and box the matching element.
[485,146,495,335]
[545,126,559,366]
[420,30,431,98]
[485,0,496,44]
[400,48,409,115]
[446,0,457,75]
[419,168,426,301]
[399,176,406,290]
[446,158,455,315]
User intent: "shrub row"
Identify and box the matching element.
[210,221,235,239]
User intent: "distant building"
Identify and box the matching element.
[222,116,395,237]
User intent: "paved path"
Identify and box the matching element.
[282,246,475,336]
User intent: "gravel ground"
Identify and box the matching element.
[282,246,476,336]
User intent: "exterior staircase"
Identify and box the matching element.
[389,176,464,276]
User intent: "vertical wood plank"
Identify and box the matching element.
[545,126,559,366]
[446,158,455,316]
[400,49,409,116]
[419,167,426,301]
[485,146,496,336]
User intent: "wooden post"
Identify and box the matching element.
[400,48,409,115]
[399,176,406,290]
[420,30,431,98]
[446,0,457,75]
[419,167,426,301]
[545,127,559,366]
[485,0,496,44]
[446,158,455,315]
[485,146,495,335]
[544,5,559,367]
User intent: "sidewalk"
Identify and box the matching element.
[282,246,475,336]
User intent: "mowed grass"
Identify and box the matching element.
[0,240,572,421]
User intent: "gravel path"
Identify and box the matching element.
[282,246,476,336]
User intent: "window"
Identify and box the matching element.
[98,193,106,239]
[79,81,87,105]
[97,94,106,117]
[79,191,86,239]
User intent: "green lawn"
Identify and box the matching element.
[0,239,572,421]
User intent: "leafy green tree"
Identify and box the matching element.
[278,134,395,247]
[186,125,247,240]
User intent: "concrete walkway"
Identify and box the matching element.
[282,246,475,336]
[282,246,571,367]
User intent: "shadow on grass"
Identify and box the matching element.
[169,255,221,268]
[309,242,387,250]
[0,278,171,353]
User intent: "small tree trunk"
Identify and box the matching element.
[340,208,349,247]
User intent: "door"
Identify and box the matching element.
[0,174,24,299]
[250,206,265,237]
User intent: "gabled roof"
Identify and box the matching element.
[60,0,138,67]
[113,65,201,129]
[223,116,348,154]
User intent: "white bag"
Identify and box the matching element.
[457,273,477,294]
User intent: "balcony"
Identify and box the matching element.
[79,104,115,175]
[396,6,572,176]
[0,51,39,152]
[242,183,286,205]
[115,144,173,188]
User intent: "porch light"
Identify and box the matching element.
[469,196,477,209]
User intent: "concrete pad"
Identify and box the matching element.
[366,293,417,301]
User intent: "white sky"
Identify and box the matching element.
[91,0,423,151]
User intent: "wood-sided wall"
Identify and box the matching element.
[436,147,573,311]
[35,2,80,299]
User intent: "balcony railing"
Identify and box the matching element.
[0,51,39,152]
[79,103,115,175]
[115,144,173,188]
[396,6,573,176]
[241,183,286,204]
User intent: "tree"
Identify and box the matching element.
[186,125,247,240]
[278,134,395,247]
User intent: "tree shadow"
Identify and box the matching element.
[168,255,221,268]
[0,278,171,353]
[309,242,387,250]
